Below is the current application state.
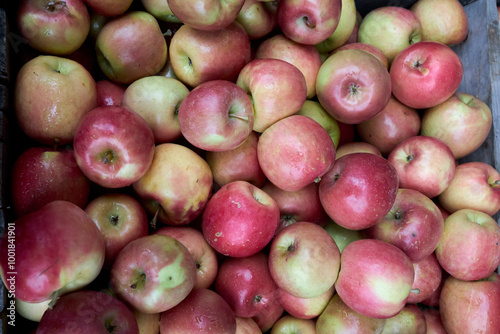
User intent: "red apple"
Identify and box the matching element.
[422,308,447,334]
[84,0,133,17]
[381,304,427,334]
[332,42,389,69]
[407,252,443,304]
[295,100,341,148]
[315,0,357,53]
[235,317,261,334]
[252,300,285,333]
[276,285,335,320]
[96,79,126,107]
[270,315,316,333]
[335,141,382,159]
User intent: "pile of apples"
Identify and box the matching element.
[2,0,500,333]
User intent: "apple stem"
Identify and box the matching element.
[492,180,500,187]
[314,176,321,183]
[53,137,60,151]
[48,289,62,309]
[46,1,72,17]
[411,288,420,294]
[303,16,316,29]
[150,205,160,230]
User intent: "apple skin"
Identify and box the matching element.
[257,115,336,192]
[315,0,357,53]
[296,100,340,148]
[36,290,139,333]
[235,0,278,40]
[319,152,399,230]
[390,41,463,109]
[440,273,500,334]
[141,0,181,23]
[316,48,392,124]
[438,161,500,216]
[277,285,335,320]
[407,253,443,304]
[14,55,97,146]
[84,0,134,17]
[96,79,126,107]
[0,201,105,303]
[160,288,236,333]
[335,141,382,160]
[73,106,155,189]
[95,11,168,84]
[169,21,251,88]
[270,315,316,334]
[422,308,447,334]
[202,180,280,258]
[332,42,389,69]
[18,0,90,55]
[381,304,427,334]
[435,209,500,281]
[252,300,285,333]
[110,234,197,314]
[335,239,415,319]
[420,92,493,160]
[235,316,262,334]
[323,219,363,253]
[131,307,160,334]
[155,226,218,290]
[387,135,456,199]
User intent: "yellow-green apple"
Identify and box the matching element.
[96,79,126,107]
[95,11,168,84]
[15,298,52,322]
[11,147,90,218]
[319,153,399,230]
[122,76,189,144]
[73,106,155,189]
[257,115,336,192]
[160,288,236,333]
[131,308,160,334]
[110,234,197,313]
[422,308,447,334]
[236,58,307,133]
[390,41,463,109]
[358,6,422,65]
[364,188,444,262]
[18,0,90,55]
[323,219,363,253]
[261,181,328,234]
[356,95,421,156]
[84,193,149,269]
[252,300,285,333]
[178,80,254,151]
[381,304,426,334]
[205,131,267,188]
[295,100,340,148]
[88,10,110,42]
[141,0,181,23]
[335,239,415,319]
[270,315,316,334]
[438,162,500,216]
[410,0,468,46]
[420,92,493,159]
[268,221,341,298]
[132,143,213,226]
[332,42,389,69]
[277,0,341,45]
[276,285,335,320]
[315,0,357,53]
[387,135,456,199]
[315,294,386,334]
[335,141,382,159]
[14,55,97,146]
[439,273,500,334]
[214,252,279,317]
[435,209,500,281]
[155,226,218,289]
[201,180,280,257]
[254,34,322,99]
[167,0,245,31]
[84,0,133,17]
[0,201,105,304]
[316,49,392,124]
[407,253,443,304]
[236,317,261,334]
[235,0,277,40]
[169,21,251,88]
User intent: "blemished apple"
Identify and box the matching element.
[316,48,392,124]
[407,252,443,304]
[178,80,254,152]
[335,141,382,159]
[73,106,155,189]
[14,55,98,146]
[110,234,197,314]
[95,11,168,84]
[18,0,90,55]
[323,219,363,253]
[36,290,139,333]
[381,303,427,334]
[84,0,133,17]
[332,42,390,69]
[270,315,316,334]
[276,285,335,320]
[257,115,336,192]
[235,0,278,40]
[201,180,280,258]
[315,0,357,53]
[319,152,399,230]
[140,0,181,23]
[0,201,105,304]
[96,79,126,107]
[435,208,500,281]
[295,100,341,148]
[236,58,307,133]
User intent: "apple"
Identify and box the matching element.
[337,121,356,147]
[390,41,463,109]
[257,115,336,192]
[407,253,443,304]
[84,0,133,17]
[270,315,316,334]
[319,152,399,230]
[160,288,236,333]
[236,58,307,133]
[235,317,261,334]
[381,304,426,334]
[235,0,278,40]
[276,285,335,320]
[0,201,105,304]
[316,49,392,124]
[440,273,500,334]
[18,0,90,55]
[84,193,149,269]
[131,308,160,334]
[387,135,456,199]
[268,222,341,299]
[110,234,197,314]
[16,298,52,322]
[420,92,493,159]
[335,141,382,159]
[435,208,500,281]
[252,300,285,333]
[36,290,139,333]
[438,161,500,216]
[315,0,357,53]
[202,180,280,257]
[169,21,251,88]
[422,308,447,334]
[323,219,363,253]
[410,0,468,46]
[95,11,168,84]
[140,0,181,23]
[14,55,97,146]
[96,79,126,107]
[73,106,155,189]
[332,42,389,69]
[295,100,341,148]
[335,239,414,319]
[420,271,448,307]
